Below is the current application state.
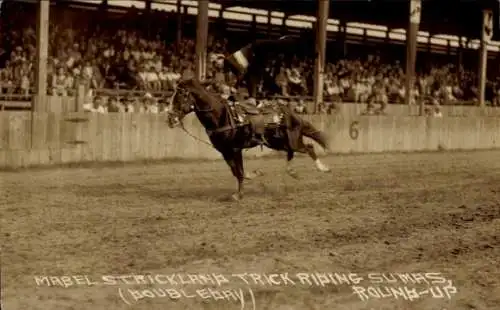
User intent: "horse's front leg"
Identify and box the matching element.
[286,150,299,179]
[222,150,245,201]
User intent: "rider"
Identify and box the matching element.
[224,35,297,102]
[224,35,299,145]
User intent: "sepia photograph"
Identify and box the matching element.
[1,0,499,309]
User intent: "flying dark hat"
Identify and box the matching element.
[225,44,252,75]
[225,36,299,76]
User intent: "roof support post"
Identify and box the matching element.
[457,36,464,71]
[311,0,328,114]
[251,13,257,39]
[31,0,50,148]
[196,0,209,81]
[34,0,49,112]
[176,0,183,45]
[267,10,272,36]
[406,0,421,113]
[281,13,288,36]
[478,9,493,107]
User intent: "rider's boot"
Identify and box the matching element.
[251,133,264,146]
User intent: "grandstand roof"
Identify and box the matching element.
[213,0,500,40]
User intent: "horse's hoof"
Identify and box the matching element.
[315,160,331,172]
[254,169,264,176]
[244,169,264,180]
[244,172,256,180]
[287,169,300,179]
[231,193,243,201]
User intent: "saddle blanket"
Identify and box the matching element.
[230,103,284,128]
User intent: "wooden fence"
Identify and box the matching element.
[2,110,500,169]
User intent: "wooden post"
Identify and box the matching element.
[176,0,182,45]
[196,0,209,81]
[281,14,288,36]
[340,20,347,57]
[251,14,257,39]
[457,36,464,70]
[34,0,49,112]
[478,9,493,106]
[145,0,152,38]
[31,0,49,149]
[267,10,272,37]
[75,84,86,112]
[311,0,329,114]
[405,0,421,113]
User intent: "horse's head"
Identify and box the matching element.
[166,79,196,128]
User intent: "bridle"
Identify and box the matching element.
[168,82,270,151]
[167,84,215,147]
[170,84,214,115]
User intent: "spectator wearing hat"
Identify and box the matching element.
[148,100,159,114]
[52,66,68,96]
[147,67,161,91]
[433,106,443,117]
[94,96,107,113]
[108,97,125,113]
[294,99,307,114]
[275,66,289,97]
[325,74,343,103]
[163,65,181,90]
[124,96,135,113]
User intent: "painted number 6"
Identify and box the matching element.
[349,121,359,140]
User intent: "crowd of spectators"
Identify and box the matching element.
[1,1,500,114]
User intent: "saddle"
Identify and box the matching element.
[238,102,261,115]
[230,102,283,144]
[238,101,278,115]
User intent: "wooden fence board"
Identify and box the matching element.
[121,113,132,161]
[38,149,50,165]
[46,113,61,149]
[8,113,31,150]
[106,113,120,161]
[0,150,6,166]
[32,112,48,149]
[143,114,151,159]
[0,113,9,149]
[93,114,104,162]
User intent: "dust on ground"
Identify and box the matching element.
[1,151,499,310]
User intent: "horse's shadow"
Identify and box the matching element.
[72,171,299,203]
[141,180,280,202]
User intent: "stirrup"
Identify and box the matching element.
[256,134,268,146]
[253,138,263,145]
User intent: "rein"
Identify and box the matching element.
[179,121,214,147]
[170,82,251,150]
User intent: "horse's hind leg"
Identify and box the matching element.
[293,136,330,173]
[303,143,330,172]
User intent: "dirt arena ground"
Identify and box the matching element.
[2,150,500,310]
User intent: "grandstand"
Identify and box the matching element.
[1,0,500,111]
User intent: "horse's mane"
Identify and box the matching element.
[178,78,226,107]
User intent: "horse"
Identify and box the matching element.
[166,78,331,201]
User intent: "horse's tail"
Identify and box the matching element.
[300,118,330,152]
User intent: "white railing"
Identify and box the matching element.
[70,0,500,52]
